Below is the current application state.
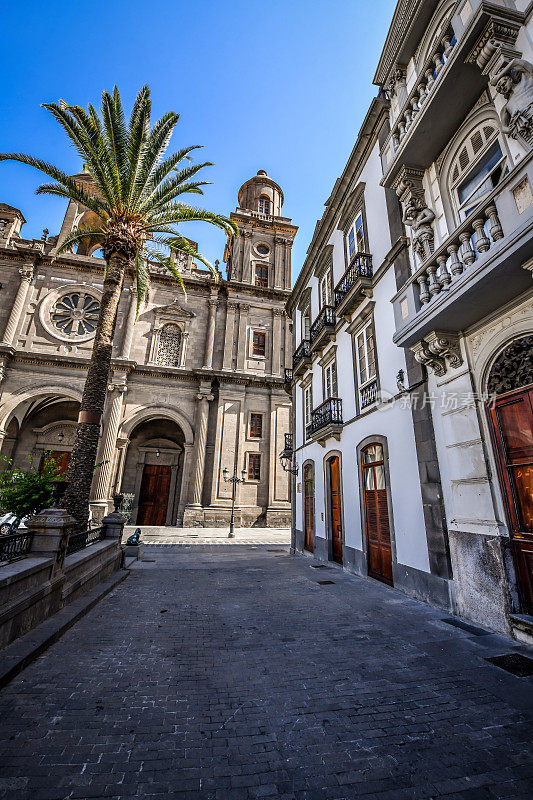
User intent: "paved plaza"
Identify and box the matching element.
[0,545,532,800]
[123,526,291,546]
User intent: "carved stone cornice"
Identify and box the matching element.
[466,16,522,76]
[391,165,426,204]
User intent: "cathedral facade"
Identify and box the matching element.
[0,169,295,527]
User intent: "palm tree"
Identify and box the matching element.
[0,86,237,529]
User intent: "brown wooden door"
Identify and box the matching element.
[137,464,172,526]
[328,456,343,564]
[303,464,314,552]
[362,444,393,585]
[40,451,71,475]
[489,387,533,613]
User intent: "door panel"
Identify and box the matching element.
[328,456,343,564]
[304,465,314,552]
[137,464,172,526]
[362,446,393,585]
[489,387,533,612]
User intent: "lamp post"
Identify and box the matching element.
[222,466,247,538]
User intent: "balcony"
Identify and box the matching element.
[380,2,518,189]
[293,339,311,377]
[392,154,533,360]
[281,432,293,455]
[309,305,336,353]
[360,378,379,410]
[334,253,373,317]
[306,397,343,445]
[284,368,293,383]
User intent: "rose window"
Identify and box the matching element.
[50,292,100,338]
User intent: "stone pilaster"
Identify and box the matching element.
[112,437,129,495]
[91,380,127,509]
[236,303,249,371]
[284,239,292,289]
[274,236,284,289]
[223,301,238,370]
[202,296,219,369]
[242,230,253,284]
[271,308,283,376]
[119,285,137,360]
[190,392,214,507]
[2,266,33,345]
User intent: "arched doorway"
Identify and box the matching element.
[361,443,393,586]
[120,418,185,526]
[326,454,343,564]
[303,462,315,553]
[486,335,533,613]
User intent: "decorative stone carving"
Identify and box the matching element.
[491,59,533,147]
[487,335,533,395]
[467,17,521,76]
[410,340,446,377]
[393,166,436,263]
[425,331,463,371]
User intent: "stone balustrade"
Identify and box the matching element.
[390,30,456,154]
[414,202,504,307]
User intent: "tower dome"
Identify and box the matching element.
[237,170,284,217]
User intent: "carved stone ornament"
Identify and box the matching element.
[491,59,533,148]
[410,340,446,377]
[392,166,436,263]
[411,332,463,377]
[386,66,407,97]
[487,335,533,395]
[466,17,521,76]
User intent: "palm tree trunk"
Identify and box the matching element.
[63,252,128,530]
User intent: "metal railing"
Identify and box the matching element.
[309,305,336,343]
[334,253,373,307]
[293,339,311,369]
[284,368,293,383]
[66,525,105,556]
[360,379,378,409]
[284,433,293,452]
[0,531,34,565]
[306,397,343,439]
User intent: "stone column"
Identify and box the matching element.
[119,285,137,360]
[274,237,284,289]
[92,382,127,507]
[112,437,129,495]
[223,301,238,370]
[0,354,9,387]
[236,303,249,371]
[177,442,194,521]
[190,392,214,507]
[242,230,253,284]
[2,266,33,345]
[271,308,283,376]
[202,296,219,369]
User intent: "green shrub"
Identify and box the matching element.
[0,452,65,520]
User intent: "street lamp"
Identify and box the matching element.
[279,451,298,475]
[222,466,247,538]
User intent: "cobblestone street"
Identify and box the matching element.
[0,545,532,800]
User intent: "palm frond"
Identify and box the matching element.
[140,145,203,204]
[133,251,150,318]
[54,225,105,257]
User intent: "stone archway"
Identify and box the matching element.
[119,418,188,526]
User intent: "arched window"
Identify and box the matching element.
[445,118,508,222]
[258,195,271,215]
[156,323,182,366]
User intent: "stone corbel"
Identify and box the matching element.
[411,340,447,377]
[425,331,463,371]
[466,16,522,77]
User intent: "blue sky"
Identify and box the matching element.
[0,0,396,283]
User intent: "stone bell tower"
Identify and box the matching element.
[224,170,296,290]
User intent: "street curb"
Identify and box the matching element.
[0,569,129,690]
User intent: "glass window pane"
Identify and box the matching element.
[364,468,375,489]
[364,444,383,463]
[375,464,386,490]
[358,333,367,384]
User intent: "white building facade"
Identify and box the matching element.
[287,0,533,641]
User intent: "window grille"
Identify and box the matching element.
[156,323,182,366]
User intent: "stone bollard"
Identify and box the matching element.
[26,508,76,577]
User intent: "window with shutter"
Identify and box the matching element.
[248,453,261,481]
[252,331,266,356]
[250,413,263,438]
[361,443,393,585]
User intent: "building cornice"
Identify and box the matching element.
[287,96,389,315]
[373,0,441,86]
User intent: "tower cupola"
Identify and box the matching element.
[237,170,284,217]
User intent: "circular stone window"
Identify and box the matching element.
[41,286,102,343]
[256,243,270,256]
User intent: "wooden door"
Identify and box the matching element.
[489,387,533,613]
[303,464,314,552]
[40,451,70,475]
[137,464,172,526]
[328,456,343,564]
[362,444,393,585]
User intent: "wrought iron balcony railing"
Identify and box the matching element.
[309,305,336,347]
[284,433,293,452]
[360,378,378,410]
[293,339,311,372]
[306,397,343,440]
[334,253,373,308]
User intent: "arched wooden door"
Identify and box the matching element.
[362,444,393,585]
[489,386,533,613]
[303,464,314,552]
[327,456,343,564]
[137,464,172,525]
